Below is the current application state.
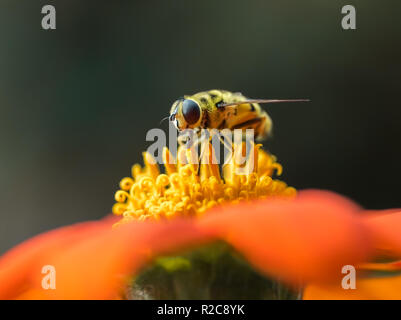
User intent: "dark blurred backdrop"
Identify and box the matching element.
[1,0,400,254]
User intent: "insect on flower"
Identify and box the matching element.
[168,89,309,142]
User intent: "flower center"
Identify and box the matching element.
[112,142,296,224]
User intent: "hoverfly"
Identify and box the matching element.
[169,89,309,141]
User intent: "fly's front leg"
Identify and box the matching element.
[199,129,233,166]
[177,127,200,147]
[177,133,189,146]
[197,129,213,162]
[219,129,234,166]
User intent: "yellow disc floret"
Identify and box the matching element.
[113,142,296,224]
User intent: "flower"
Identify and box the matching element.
[0,143,400,300]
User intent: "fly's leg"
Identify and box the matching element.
[218,130,234,165]
[177,127,200,147]
[177,133,189,146]
[197,130,212,162]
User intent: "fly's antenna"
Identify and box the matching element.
[219,99,310,108]
[159,116,170,125]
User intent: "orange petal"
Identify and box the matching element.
[198,190,372,285]
[0,217,210,299]
[0,216,117,299]
[359,260,401,272]
[304,273,401,300]
[362,210,401,257]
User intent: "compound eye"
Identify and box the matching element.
[182,99,201,125]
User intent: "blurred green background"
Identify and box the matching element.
[1,0,400,254]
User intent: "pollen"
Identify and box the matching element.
[112,142,296,224]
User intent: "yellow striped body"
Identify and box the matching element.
[169,89,272,140]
